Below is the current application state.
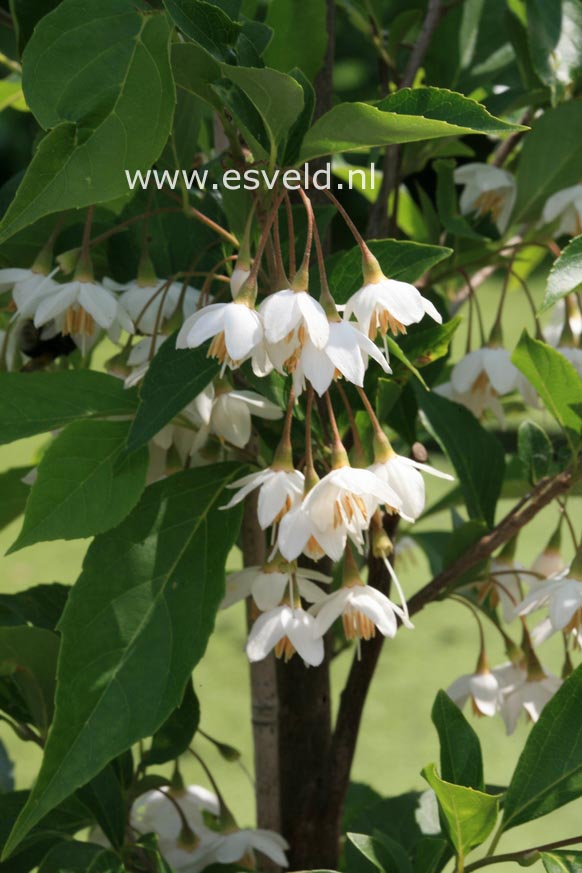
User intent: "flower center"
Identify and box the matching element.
[62,305,95,337]
[333,493,367,528]
[342,608,376,641]
[275,636,296,661]
[369,309,406,339]
[471,369,495,395]
[474,189,505,221]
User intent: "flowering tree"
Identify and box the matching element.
[1,0,582,871]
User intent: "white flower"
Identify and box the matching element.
[130,785,220,873]
[221,467,304,529]
[1,267,59,314]
[230,266,250,299]
[531,546,566,579]
[311,582,412,641]
[415,790,441,836]
[32,278,134,352]
[124,334,168,388]
[494,663,561,735]
[211,828,289,868]
[442,347,536,424]
[454,163,516,232]
[540,184,582,236]
[191,382,283,450]
[293,319,391,396]
[446,669,500,717]
[222,563,330,610]
[369,453,453,522]
[177,300,263,370]
[516,570,582,638]
[246,604,324,666]
[344,277,441,339]
[278,466,402,562]
[104,277,200,334]
[261,288,329,349]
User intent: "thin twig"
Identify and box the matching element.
[464,834,582,872]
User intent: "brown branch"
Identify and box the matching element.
[401,0,443,88]
[464,834,582,872]
[407,468,574,618]
[319,512,400,845]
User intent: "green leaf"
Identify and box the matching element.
[0,626,59,738]
[540,235,582,312]
[518,419,553,483]
[330,239,452,305]
[144,679,200,765]
[163,0,241,61]
[422,763,499,860]
[0,371,137,445]
[502,664,582,831]
[347,832,413,873]
[0,741,14,794]
[2,464,245,858]
[0,791,92,872]
[281,68,315,166]
[76,766,125,850]
[126,335,218,455]
[0,583,69,631]
[527,0,582,102]
[513,102,582,223]
[542,852,582,872]
[0,1,175,244]
[431,690,484,791]
[512,332,582,440]
[398,317,461,370]
[8,0,62,54]
[414,386,505,527]
[221,64,305,158]
[0,76,28,113]
[10,421,148,552]
[413,838,450,873]
[299,87,526,161]
[37,841,124,873]
[263,0,327,81]
[0,468,30,533]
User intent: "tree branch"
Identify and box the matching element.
[407,468,575,618]
[401,0,443,88]
[464,834,582,872]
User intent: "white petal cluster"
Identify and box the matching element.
[130,785,288,871]
[516,568,582,642]
[454,162,516,232]
[437,347,536,425]
[104,277,200,334]
[541,184,582,237]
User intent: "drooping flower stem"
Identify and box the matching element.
[284,192,296,280]
[272,199,289,289]
[305,384,315,475]
[309,197,340,319]
[323,391,344,454]
[189,747,237,829]
[451,595,488,672]
[248,188,287,287]
[321,188,370,257]
[335,380,365,463]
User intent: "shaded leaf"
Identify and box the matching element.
[126,334,218,454]
[0,468,30,533]
[37,840,124,873]
[0,583,69,631]
[264,0,327,81]
[163,0,241,61]
[527,0,582,102]
[518,419,553,483]
[542,851,582,872]
[144,679,200,765]
[0,626,59,738]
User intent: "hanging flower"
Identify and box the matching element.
[190,381,283,451]
[540,183,582,236]
[123,334,167,388]
[221,467,305,529]
[209,828,289,869]
[369,450,453,522]
[246,603,324,666]
[105,276,200,334]
[486,554,528,623]
[344,277,441,340]
[446,668,500,717]
[261,287,330,354]
[454,163,516,232]
[516,568,582,641]
[438,346,536,425]
[495,662,561,735]
[221,561,330,610]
